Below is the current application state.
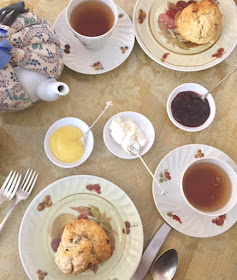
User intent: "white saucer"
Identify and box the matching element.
[53,6,135,75]
[44,117,94,168]
[152,144,237,238]
[103,111,155,159]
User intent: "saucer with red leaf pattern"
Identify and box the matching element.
[54,6,135,75]
[152,144,237,238]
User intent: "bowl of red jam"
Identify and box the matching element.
[167,83,216,132]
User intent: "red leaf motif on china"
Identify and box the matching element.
[137,9,146,24]
[212,214,226,226]
[212,48,224,58]
[159,169,171,183]
[167,212,182,224]
[122,221,138,234]
[37,269,48,280]
[194,149,204,158]
[86,184,101,194]
[161,53,170,62]
[91,62,104,70]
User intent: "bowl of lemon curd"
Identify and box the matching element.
[44,117,94,168]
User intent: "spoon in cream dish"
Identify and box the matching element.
[128,142,167,196]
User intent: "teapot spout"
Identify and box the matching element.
[57,82,70,96]
[36,79,70,102]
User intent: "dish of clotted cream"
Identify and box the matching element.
[109,116,147,153]
[49,126,84,163]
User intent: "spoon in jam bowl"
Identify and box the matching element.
[200,67,237,101]
[128,142,167,196]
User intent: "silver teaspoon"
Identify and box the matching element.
[151,249,178,280]
[81,101,113,143]
[128,142,167,196]
[201,67,237,101]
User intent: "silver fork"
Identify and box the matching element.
[0,170,22,204]
[0,169,38,232]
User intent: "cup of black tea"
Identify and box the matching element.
[66,0,118,49]
[181,157,237,216]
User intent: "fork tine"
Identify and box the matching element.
[9,174,22,200]
[25,171,35,192]
[21,169,33,191]
[25,171,36,192]
[8,173,19,194]
[3,171,16,194]
[20,168,30,189]
[1,170,13,191]
[26,172,38,194]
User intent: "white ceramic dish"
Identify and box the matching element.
[180,157,237,216]
[44,117,94,168]
[166,83,216,132]
[152,144,237,238]
[133,0,237,71]
[54,5,135,75]
[18,175,144,280]
[103,111,155,159]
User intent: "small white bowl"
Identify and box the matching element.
[44,117,94,168]
[181,157,237,216]
[167,83,216,132]
[103,111,155,159]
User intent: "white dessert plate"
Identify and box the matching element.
[152,144,237,238]
[44,117,94,168]
[103,111,155,159]
[54,6,135,75]
[133,0,237,71]
[19,175,143,280]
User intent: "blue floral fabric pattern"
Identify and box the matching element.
[0,12,64,112]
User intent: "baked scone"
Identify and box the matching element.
[177,0,223,44]
[55,219,112,275]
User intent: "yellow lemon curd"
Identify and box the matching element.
[49,126,85,163]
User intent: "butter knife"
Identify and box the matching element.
[131,223,171,280]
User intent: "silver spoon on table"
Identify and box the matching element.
[128,142,167,196]
[151,249,178,280]
[201,67,237,101]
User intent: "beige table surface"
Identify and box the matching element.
[1,0,237,279]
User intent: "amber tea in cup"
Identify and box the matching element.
[181,158,237,216]
[70,1,115,37]
[183,162,231,212]
[66,0,118,49]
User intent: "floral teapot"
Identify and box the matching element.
[0,2,69,112]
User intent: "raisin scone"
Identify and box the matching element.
[55,219,112,275]
[177,0,223,44]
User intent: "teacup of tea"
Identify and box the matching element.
[181,157,237,216]
[66,0,118,49]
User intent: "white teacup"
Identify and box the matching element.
[66,0,118,49]
[181,157,237,216]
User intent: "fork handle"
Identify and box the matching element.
[0,201,18,232]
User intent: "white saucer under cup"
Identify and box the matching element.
[53,6,135,74]
[152,144,237,238]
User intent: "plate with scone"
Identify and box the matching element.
[18,175,143,280]
[133,0,237,71]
